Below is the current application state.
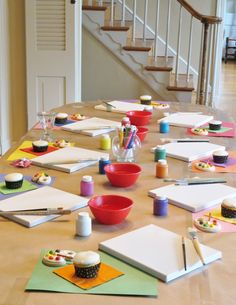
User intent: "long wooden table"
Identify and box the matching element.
[0,101,235,305]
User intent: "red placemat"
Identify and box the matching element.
[20,145,58,157]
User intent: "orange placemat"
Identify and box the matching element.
[20,145,58,156]
[53,263,124,290]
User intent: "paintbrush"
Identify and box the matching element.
[102,101,116,108]
[188,227,206,265]
[0,207,72,216]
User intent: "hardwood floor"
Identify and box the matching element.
[214,61,236,120]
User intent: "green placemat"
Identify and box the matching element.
[0,180,37,194]
[26,250,158,297]
[207,127,231,133]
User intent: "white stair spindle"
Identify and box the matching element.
[132,0,136,42]
[154,0,160,59]
[122,0,126,24]
[175,5,182,82]
[186,15,193,81]
[196,24,204,104]
[143,0,148,41]
[110,0,114,24]
[165,0,171,60]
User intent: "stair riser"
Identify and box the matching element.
[144,70,171,86]
[83,11,105,27]
[122,51,149,66]
[168,91,193,103]
[102,31,128,45]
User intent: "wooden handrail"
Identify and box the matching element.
[177,0,222,24]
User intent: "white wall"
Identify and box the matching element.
[82,28,160,101]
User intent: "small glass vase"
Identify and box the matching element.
[37,111,56,142]
[112,135,141,163]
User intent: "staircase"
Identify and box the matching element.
[82,0,222,105]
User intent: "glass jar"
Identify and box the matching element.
[112,135,141,162]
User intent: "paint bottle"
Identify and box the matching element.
[99,156,111,174]
[80,175,94,197]
[121,116,130,126]
[154,146,166,162]
[159,120,170,133]
[76,212,92,237]
[100,134,111,150]
[156,159,168,178]
[153,196,168,216]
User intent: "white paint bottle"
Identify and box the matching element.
[76,212,92,237]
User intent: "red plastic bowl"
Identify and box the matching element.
[136,126,148,142]
[126,110,152,126]
[104,163,142,187]
[88,195,133,225]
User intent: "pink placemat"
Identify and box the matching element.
[187,121,235,137]
[192,207,236,233]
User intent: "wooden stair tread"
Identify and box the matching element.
[101,21,130,31]
[145,56,174,72]
[123,39,153,52]
[167,74,194,92]
[82,0,107,11]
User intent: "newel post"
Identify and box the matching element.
[198,22,209,105]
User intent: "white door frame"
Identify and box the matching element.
[0,0,11,154]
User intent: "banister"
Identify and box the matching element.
[177,0,222,24]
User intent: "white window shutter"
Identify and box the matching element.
[25,0,81,129]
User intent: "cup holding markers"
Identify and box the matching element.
[112,125,141,162]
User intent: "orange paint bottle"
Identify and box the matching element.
[156,159,168,178]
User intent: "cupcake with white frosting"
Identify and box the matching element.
[209,120,222,131]
[213,150,228,164]
[140,95,152,105]
[32,140,48,152]
[73,251,101,278]
[55,113,68,124]
[5,173,23,189]
[221,198,236,218]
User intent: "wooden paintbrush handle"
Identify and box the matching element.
[192,238,206,265]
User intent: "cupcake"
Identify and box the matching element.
[140,95,152,105]
[212,150,228,164]
[32,140,48,152]
[221,198,236,218]
[209,120,222,130]
[5,173,23,189]
[73,251,101,278]
[55,113,68,124]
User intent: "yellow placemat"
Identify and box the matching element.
[53,262,124,290]
[205,208,236,225]
[7,141,58,161]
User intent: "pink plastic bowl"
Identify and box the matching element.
[136,126,148,142]
[88,194,133,225]
[104,163,142,187]
[126,110,152,126]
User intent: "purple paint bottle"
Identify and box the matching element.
[80,175,94,197]
[153,196,168,216]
